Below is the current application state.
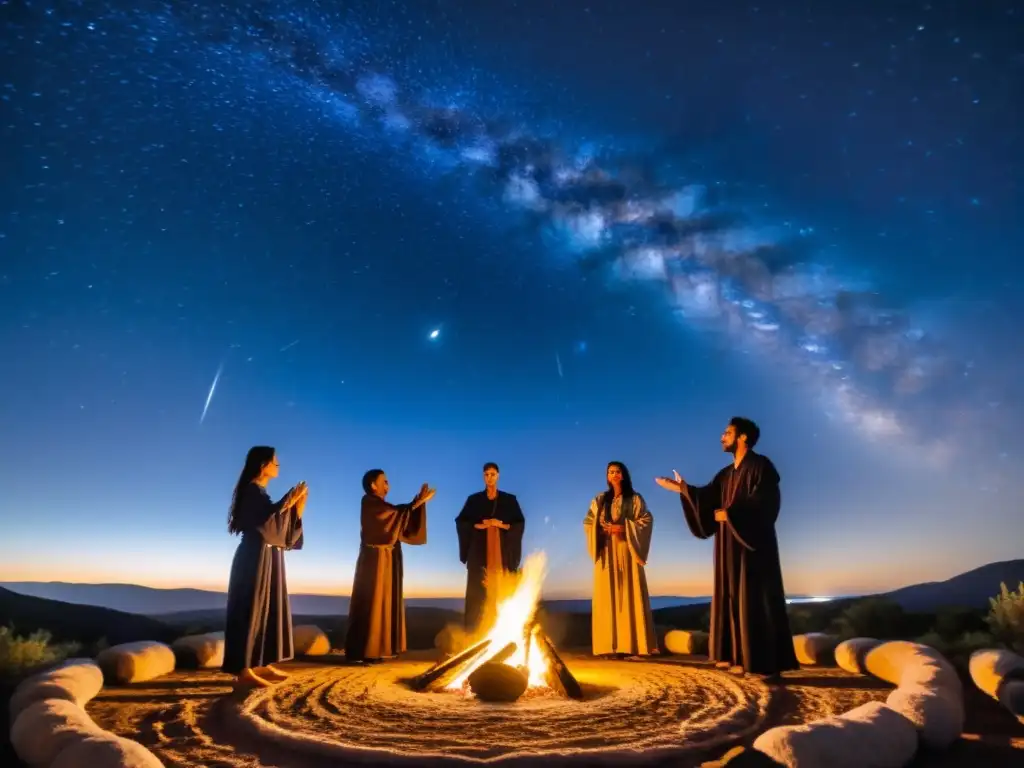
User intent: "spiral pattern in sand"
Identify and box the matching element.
[227,658,772,765]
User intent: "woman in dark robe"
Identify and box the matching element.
[344,469,434,663]
[222,445,307,688]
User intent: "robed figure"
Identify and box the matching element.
[344,470,434,663]
[659,417,798,678]
[584,461,657,656]
[456,463,525,635]
[223,446,307,687]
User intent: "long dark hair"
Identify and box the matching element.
[602,461,635,513]
[228,446,276,534]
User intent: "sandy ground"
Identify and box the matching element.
[85,650,1024,767]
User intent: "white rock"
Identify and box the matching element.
[293,625,331,656]
[753,700,919,767]
[50,732,164,768]
[10,698,104,766]
[886,682,964,749]
[171,631,225,669]
[969,648,1024,724]
[8,659,104,720]
[96,641,176,685]
[792,633,839,666]
[864,641,960,691]
[434,624,469,655]
[834,637,882,674]
[864,641,964,749]
[663,629,709,655]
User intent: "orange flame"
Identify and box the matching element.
[446,552,550,689]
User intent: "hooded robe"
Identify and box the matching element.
[679,451,799,675]
[455,490,525,635]
[584,492,657,656]
[344,493,427,661]
[223,483,304,674]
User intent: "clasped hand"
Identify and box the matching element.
[286,481,308,506]
[474,518,507,530]
[600,521,626,536]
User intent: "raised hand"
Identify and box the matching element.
[418,485,437,505]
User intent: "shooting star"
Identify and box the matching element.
[279,339,300,352]
[555,352,564,379]
[199,364,223,425]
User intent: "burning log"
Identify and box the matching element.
[413,638,520,692]
[412,638,492,691]
[489,640,519,666]
[537,631,583,700]
[412,553,581,700]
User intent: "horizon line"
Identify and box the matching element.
[0,579,848,601]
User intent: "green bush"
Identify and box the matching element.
[914,629,993,671]
[986,582,1024,655]
[832,597,907,640]
[788,605,827,635]
[0,626,81,679]
[933,605,988,640]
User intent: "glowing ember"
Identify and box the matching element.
[447,552,550,690]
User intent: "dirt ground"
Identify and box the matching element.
[83,650,1024,767]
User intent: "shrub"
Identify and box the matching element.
[986,582,1024,655]
[832,597,907,640]
[0,626,81,679]
[788,605,827,635]
[933,605,987,640]
[914,629,993,671]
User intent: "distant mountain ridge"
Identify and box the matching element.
[0,586,175,646]
[5,558,1019,617]
[0,581,711,616]
[878,559,1024,611]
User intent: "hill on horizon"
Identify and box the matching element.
[4,557,1019,618]
[878,558,1024,612]
[0,586,176,647]
[0,581,712,616]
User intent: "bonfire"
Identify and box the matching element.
[412,553,582,700]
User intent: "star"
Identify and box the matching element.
[429,328,440,340]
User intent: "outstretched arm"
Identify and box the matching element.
[679,478,719,541]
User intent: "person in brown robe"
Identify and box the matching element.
[656,417,798,680]
[344,469,434,663]
[455,462,525,636]
[223,445,307,689]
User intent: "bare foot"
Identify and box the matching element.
[260,665,290,681]
[728,665,745,675]
[235,668,272,689]
[714,661,731,669]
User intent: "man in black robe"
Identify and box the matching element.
[656,417,798,679]
[455,462,525,636]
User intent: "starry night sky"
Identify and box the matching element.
[1,0,1021,600]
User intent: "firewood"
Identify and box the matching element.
[412,638,492,691]
[537,632,583,700]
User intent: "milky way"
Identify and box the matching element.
[5,0,1013,463]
